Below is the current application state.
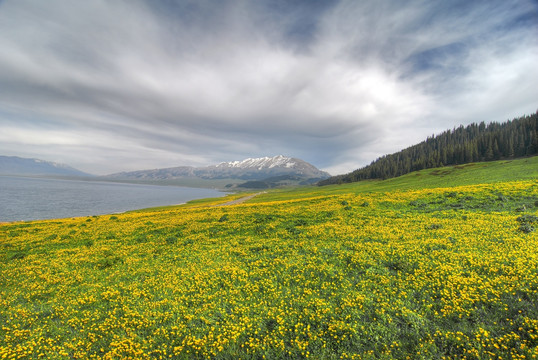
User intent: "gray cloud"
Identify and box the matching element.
[0,0,536,175]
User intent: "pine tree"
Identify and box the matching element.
[493,139,501,160]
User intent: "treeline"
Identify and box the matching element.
[319,112,538,186]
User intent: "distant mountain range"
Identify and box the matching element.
[0,155,330,188]
[0,156,90,177]
[104,155,330,187]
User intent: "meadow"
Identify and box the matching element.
[1,158,538,359]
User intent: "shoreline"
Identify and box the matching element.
[0,176,226,224]
[0,192,265,225]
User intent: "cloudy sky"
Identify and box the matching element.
[0,0,537,175]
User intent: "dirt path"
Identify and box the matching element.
[213,192,266,207]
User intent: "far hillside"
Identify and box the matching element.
[247,156,538,203]
[320,112,537,185]
[0,155,91,177]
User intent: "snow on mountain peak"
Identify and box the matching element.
[217,155,296,169]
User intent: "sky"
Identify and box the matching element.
[0,0,537,176]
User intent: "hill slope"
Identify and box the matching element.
[321,112,537,185]
[252,156,538,202]
[0,156,91,177]
[1,158,537,359]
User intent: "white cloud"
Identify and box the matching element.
[0,0,536,175]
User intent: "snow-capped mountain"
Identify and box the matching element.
[0,156,91,177]
[217,155,297,169]
[105,155,330,182]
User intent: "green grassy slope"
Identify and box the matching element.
[1,156,537,359]
[248,156,538,203]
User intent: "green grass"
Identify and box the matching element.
[0,156,537,359]
[250,156,538,203]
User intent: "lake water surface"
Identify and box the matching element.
[0,176,223,222]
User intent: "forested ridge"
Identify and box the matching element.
[320,112,538,185]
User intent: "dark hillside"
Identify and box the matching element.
[320,112,537,185]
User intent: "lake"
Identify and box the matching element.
[0,176,224,222]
